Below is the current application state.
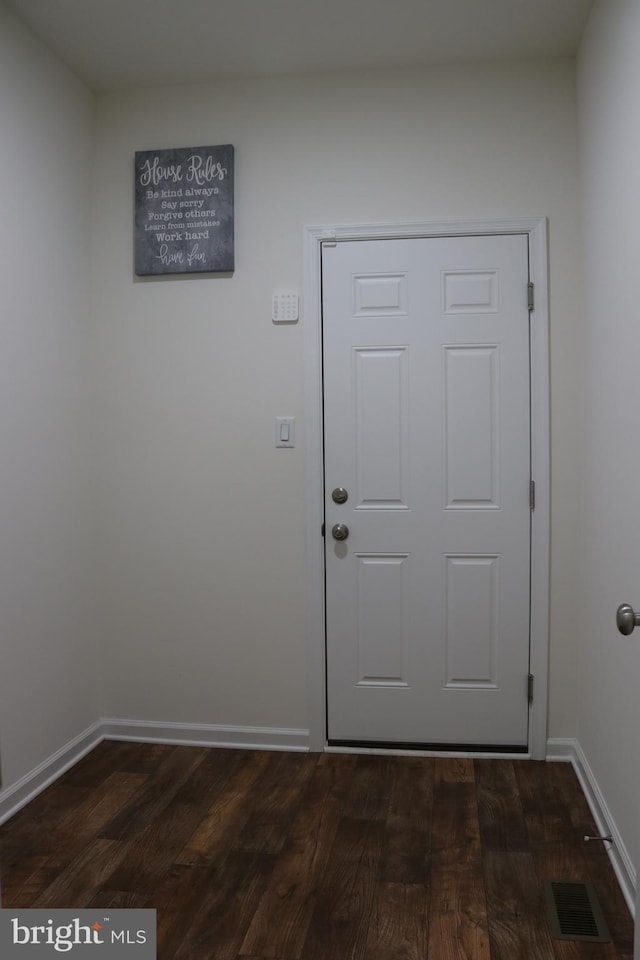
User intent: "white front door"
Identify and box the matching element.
[323,234,532,748]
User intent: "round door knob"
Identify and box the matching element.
[331,523,349,541]
[616,603,640,635]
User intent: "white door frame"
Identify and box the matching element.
[303,218,550,759]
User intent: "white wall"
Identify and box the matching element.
[92,60,583,738]
[0,4,97,787]
[577,0,640,885]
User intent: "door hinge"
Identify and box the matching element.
[527,673,534,703]
[530,480,536,511]
[321,522,325,537]
[527,281,534,312]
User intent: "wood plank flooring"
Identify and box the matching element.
[0,743,634,959]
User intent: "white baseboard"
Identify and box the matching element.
[0,718,310,826]
[0,720,104,826]
[545,737,577,761]
[546,737,636,917]
[100,718,310,752]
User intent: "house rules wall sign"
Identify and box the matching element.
[135,144,234,276]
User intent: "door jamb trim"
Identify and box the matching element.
[303,218,550,759]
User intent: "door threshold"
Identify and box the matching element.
[326,739,529,759]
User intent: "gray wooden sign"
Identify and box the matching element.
[135,144,234,276]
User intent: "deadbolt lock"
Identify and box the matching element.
[331,487,349,504]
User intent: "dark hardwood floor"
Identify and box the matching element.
[0,742,634,959]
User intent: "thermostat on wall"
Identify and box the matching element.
[272,292,299,324]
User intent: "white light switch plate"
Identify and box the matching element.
[276,416,295,448]
[272,292,299,324]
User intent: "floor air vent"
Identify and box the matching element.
[545,879,611,942]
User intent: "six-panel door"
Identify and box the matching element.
[323,234,531,747]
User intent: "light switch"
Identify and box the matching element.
[272,292,299,324]
[276,416,295,448]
